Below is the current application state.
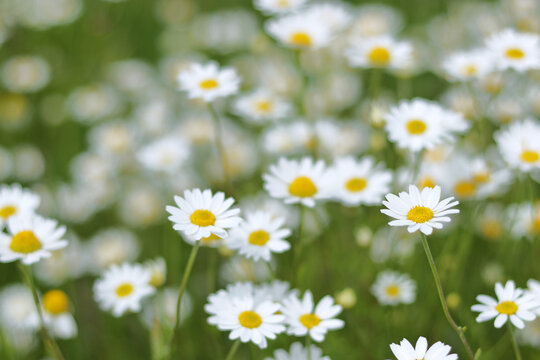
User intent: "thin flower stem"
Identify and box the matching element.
[507,322,522,360]
[224,339,241,360]
[167,239,201,359]
[208,103,232,194]
[17,262,64,360]
[409,150,423,185]
[420,234,475,360]
[306,335,312,360]
[293,205,306,286]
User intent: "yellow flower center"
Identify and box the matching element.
[116,283,134,297]
[255,100,273,113]
[407,206,434,223]
[505,48,524,59]
[454,181,476,198]
[42,290,69,315]
[290,32,312,47]
[190,209,216,227]
[238,310,262,329]
[149,273,165,287]
[368,46,391,66]
[10,230,42,254]
[496,301,518,315]
[521,150,539,164]
[406,119,427,135]
[419,176,436,189]
[386,285,400,297]
[289,176,317,198]
[464,65,477,76]
[276,0,290,7]
[201,233,221,245]
[473,172,490,184]
[480,220,503,240]
[200,79,219,90]
[532,218,540,234]
[248,230,270,246]
[299,313,321,329]
[345,177,368,192]
[0,205,16,219]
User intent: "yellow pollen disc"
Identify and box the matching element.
[464,65,477,76]
[149,273,165,287]
[386,285,400,297]
[368,47,391,66]
[345,177,368,192]
[199,79,219,90]
[299,313,321,329]
[0,205,16,219]
[201,233,221,244]
[290,32,312,47]
[289,176,317,198]
[407,206,434,223]
[473,172,490,184]
[238,310,262,329]
[190,209,216,227]
[406,119,427,135]
[481,220,503,240]
[116,283,134,297]
[521,150,539,164]
[532,219,540,234]
[454,181,476,198]
[255,100,273,113]
[248,230,270,246]
[43,290,69,315]
[10,230,42,254]
[505,48,525,59]
[276,0,290,7]
[419,176,436,189]
[496,301,518,315]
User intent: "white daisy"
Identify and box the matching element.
[389,336,458,360]
[281,290,344,342]
[166,188,242,241]
[263,157,331,207]
[93,262,156,317]
[144,257,167,288]
[265,13,332,50]
[442,49,494,81]
[254,0,308,15]
[27,290,77,339]
[0,214,67,265]
[345,35,413,70]
[226,210,291,262]
[264,341,330,360]
[494,118,540,172]
[304,3,352,33]
[331,156,392,206]
[233,89,292,124]
[177,62,241,102]
[371,270,416,306]
[472,280,538,329]
[485,28,540,72]
[0,184,40,228]
[136,136,190,174]
[381,185,459,236]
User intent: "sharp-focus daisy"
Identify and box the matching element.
[265,342,330,360]
[263,157,331,207]
[494,119,540,172]
[233,89,292,124]
[472,280,538,329]
[381,185,459,236]
[281,290,344,342]
[345,35,413,70]
[442,49,494,81]
[27,290,77,339]
[265,13,332,50]
[331,156,392,206]
[226,210,291,262]
[0,184,40,228]
[166,189,242,241]
[0,214,67,265]
[93,263,156,317]
[254,0,308,15]
[177,62,241,102]
[485,28,540,72]
[389,336,458,360]
[136,136,190,174]
[371,271,416,306]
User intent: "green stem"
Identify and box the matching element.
[166,240,201,359]
[208,103,232,193]
[507,322,522,360]
[293,205,306,286]
[224,339,241,360]
[306,335,312,360]
[368,68,382,101]
[420,234,475,360]
[409,150,423,185]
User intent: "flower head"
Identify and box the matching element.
[177,62,240,102]
[389,336,457,360]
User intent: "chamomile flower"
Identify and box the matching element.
[371,271,416,306]
[144,257,167,288]
[471,280,538,329]
[233,89,291,124]
[331,156,392,206]
[485,28,540,72]
[346,35,413,70]
[494,119,540,172]
[0,214,67,265]
[28,290,77,339]
[263,157,331,207]
[93,263,156,317]
[381,185,459,236]
[281,290,344,342]
[0,184,40,228]
[254,0,308,15]
[177,62,241,102]
[226,210,291,262]
[265,13,332,50]
[166,189,242,241]
[389,337,457,360]
[442,49,494,81]
[265,342,330,360]
[136,136,190,174]
[304,3,352,33]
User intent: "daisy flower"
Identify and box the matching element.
[93,263,156,317]
[177,62,241,102]
[265,13,332,50]
[264,342,330,360]
[233,89,292,124]
[304,3,352,33]
[389,336,458,360]
[254,0,308,15]
[345,35,413,70]
[166,188,242,241]
[381,185,459,236]
[226,210,291,262]
[472,280,538,329]
[494,119,540,172]
[263,157,331,207]
[136,136,190,174]
[331,156,392,206]
[281,290,344,342]
[0,184,40,228]
[371,271,416,306]
[0,214,67,265]
[485,28,540,72]
[28,290,77,339]
[442,49,494,81]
